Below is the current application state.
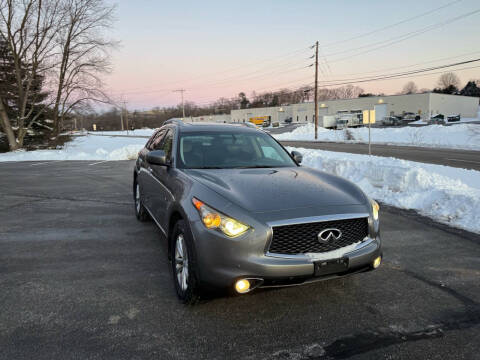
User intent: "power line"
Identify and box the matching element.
[112,7,478,100]
[323,8,480,63]
[317,58,480,87]
[175,58,480,108]
[319,50,480,79]
[319,0,464,49]
[110,46,313,95]
[115,60,312,97]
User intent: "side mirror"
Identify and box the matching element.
[291,150,302,164]
[146,150,168,166]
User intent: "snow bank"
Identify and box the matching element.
[276,123,480,150]
[0,134,146,161]
[289,147,480,233]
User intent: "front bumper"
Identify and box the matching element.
[190,219,381,289]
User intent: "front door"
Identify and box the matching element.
[148,129,175,229]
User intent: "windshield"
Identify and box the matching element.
[177,131,297,169]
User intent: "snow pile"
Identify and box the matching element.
[0,134,146,161]
[289,147,480,233]
[276,123,480,150]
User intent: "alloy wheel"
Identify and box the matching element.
[175,234,189,291]
[135,183,141,213]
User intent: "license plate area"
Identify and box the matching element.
[314,258,349,276]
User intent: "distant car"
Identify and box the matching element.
[284,117,293,124]
[133,121,382,303]
[428,114,445,125]
[381,116,402,126]
[402,113,421,122]
[447,114,461,122]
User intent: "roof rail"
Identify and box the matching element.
[164,118,184,125]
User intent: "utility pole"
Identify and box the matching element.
[173,89,186,119]
[120,107,124,131]
[123,100,129,135]
[368,112,372,156]
[314,41,319,140]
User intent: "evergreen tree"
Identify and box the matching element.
[460,81,480,98]
[0,38,17,119]
[238,92,250,109]
[0,38,50,141]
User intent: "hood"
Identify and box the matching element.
[184,167,367,213]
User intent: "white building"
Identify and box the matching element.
[231,106,293,124]
[183,114,231,123]
[230,93,479,125]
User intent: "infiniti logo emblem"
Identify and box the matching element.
[318,228,342,243]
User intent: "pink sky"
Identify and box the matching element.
[105,0,480,110]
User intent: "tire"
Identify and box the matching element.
[134,180,150,222]
[170,219,201,304]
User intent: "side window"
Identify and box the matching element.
[159,130,174,161]
[150,130,166,150]
[145,130,160,150]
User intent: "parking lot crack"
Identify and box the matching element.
[268,309,480,359]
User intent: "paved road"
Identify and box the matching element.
[1,161,479,359]
[279,141,480,171]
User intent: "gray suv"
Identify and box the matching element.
[133,120,382,303]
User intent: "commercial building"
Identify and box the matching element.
[231,106,293,124]
[183,114,231,123]
[229,93,479,125]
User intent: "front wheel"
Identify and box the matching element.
[134,180,149,222]
[171,220,200,304]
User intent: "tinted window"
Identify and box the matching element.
[149,130,166,150]
[177,131,296,169]
[158,129,174,161]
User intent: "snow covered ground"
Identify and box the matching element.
[287,147,480,234]
[275,123,480,150]
[0,134,147,161]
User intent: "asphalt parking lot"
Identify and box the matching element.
[279,141,480,171]
[1,160,479,360]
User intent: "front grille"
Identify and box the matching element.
[268,217,369,255]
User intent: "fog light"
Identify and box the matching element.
[235,279,250,294]
[372,256,382,269]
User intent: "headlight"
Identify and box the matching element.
[371,199,379,221]
[192,198,249,237]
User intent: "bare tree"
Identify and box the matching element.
[0,0,116,150]
[333,85,364,99]
[51,0,117,135]
[401,81,418,95]
[437,72,460,89]
[0,0,60,150]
